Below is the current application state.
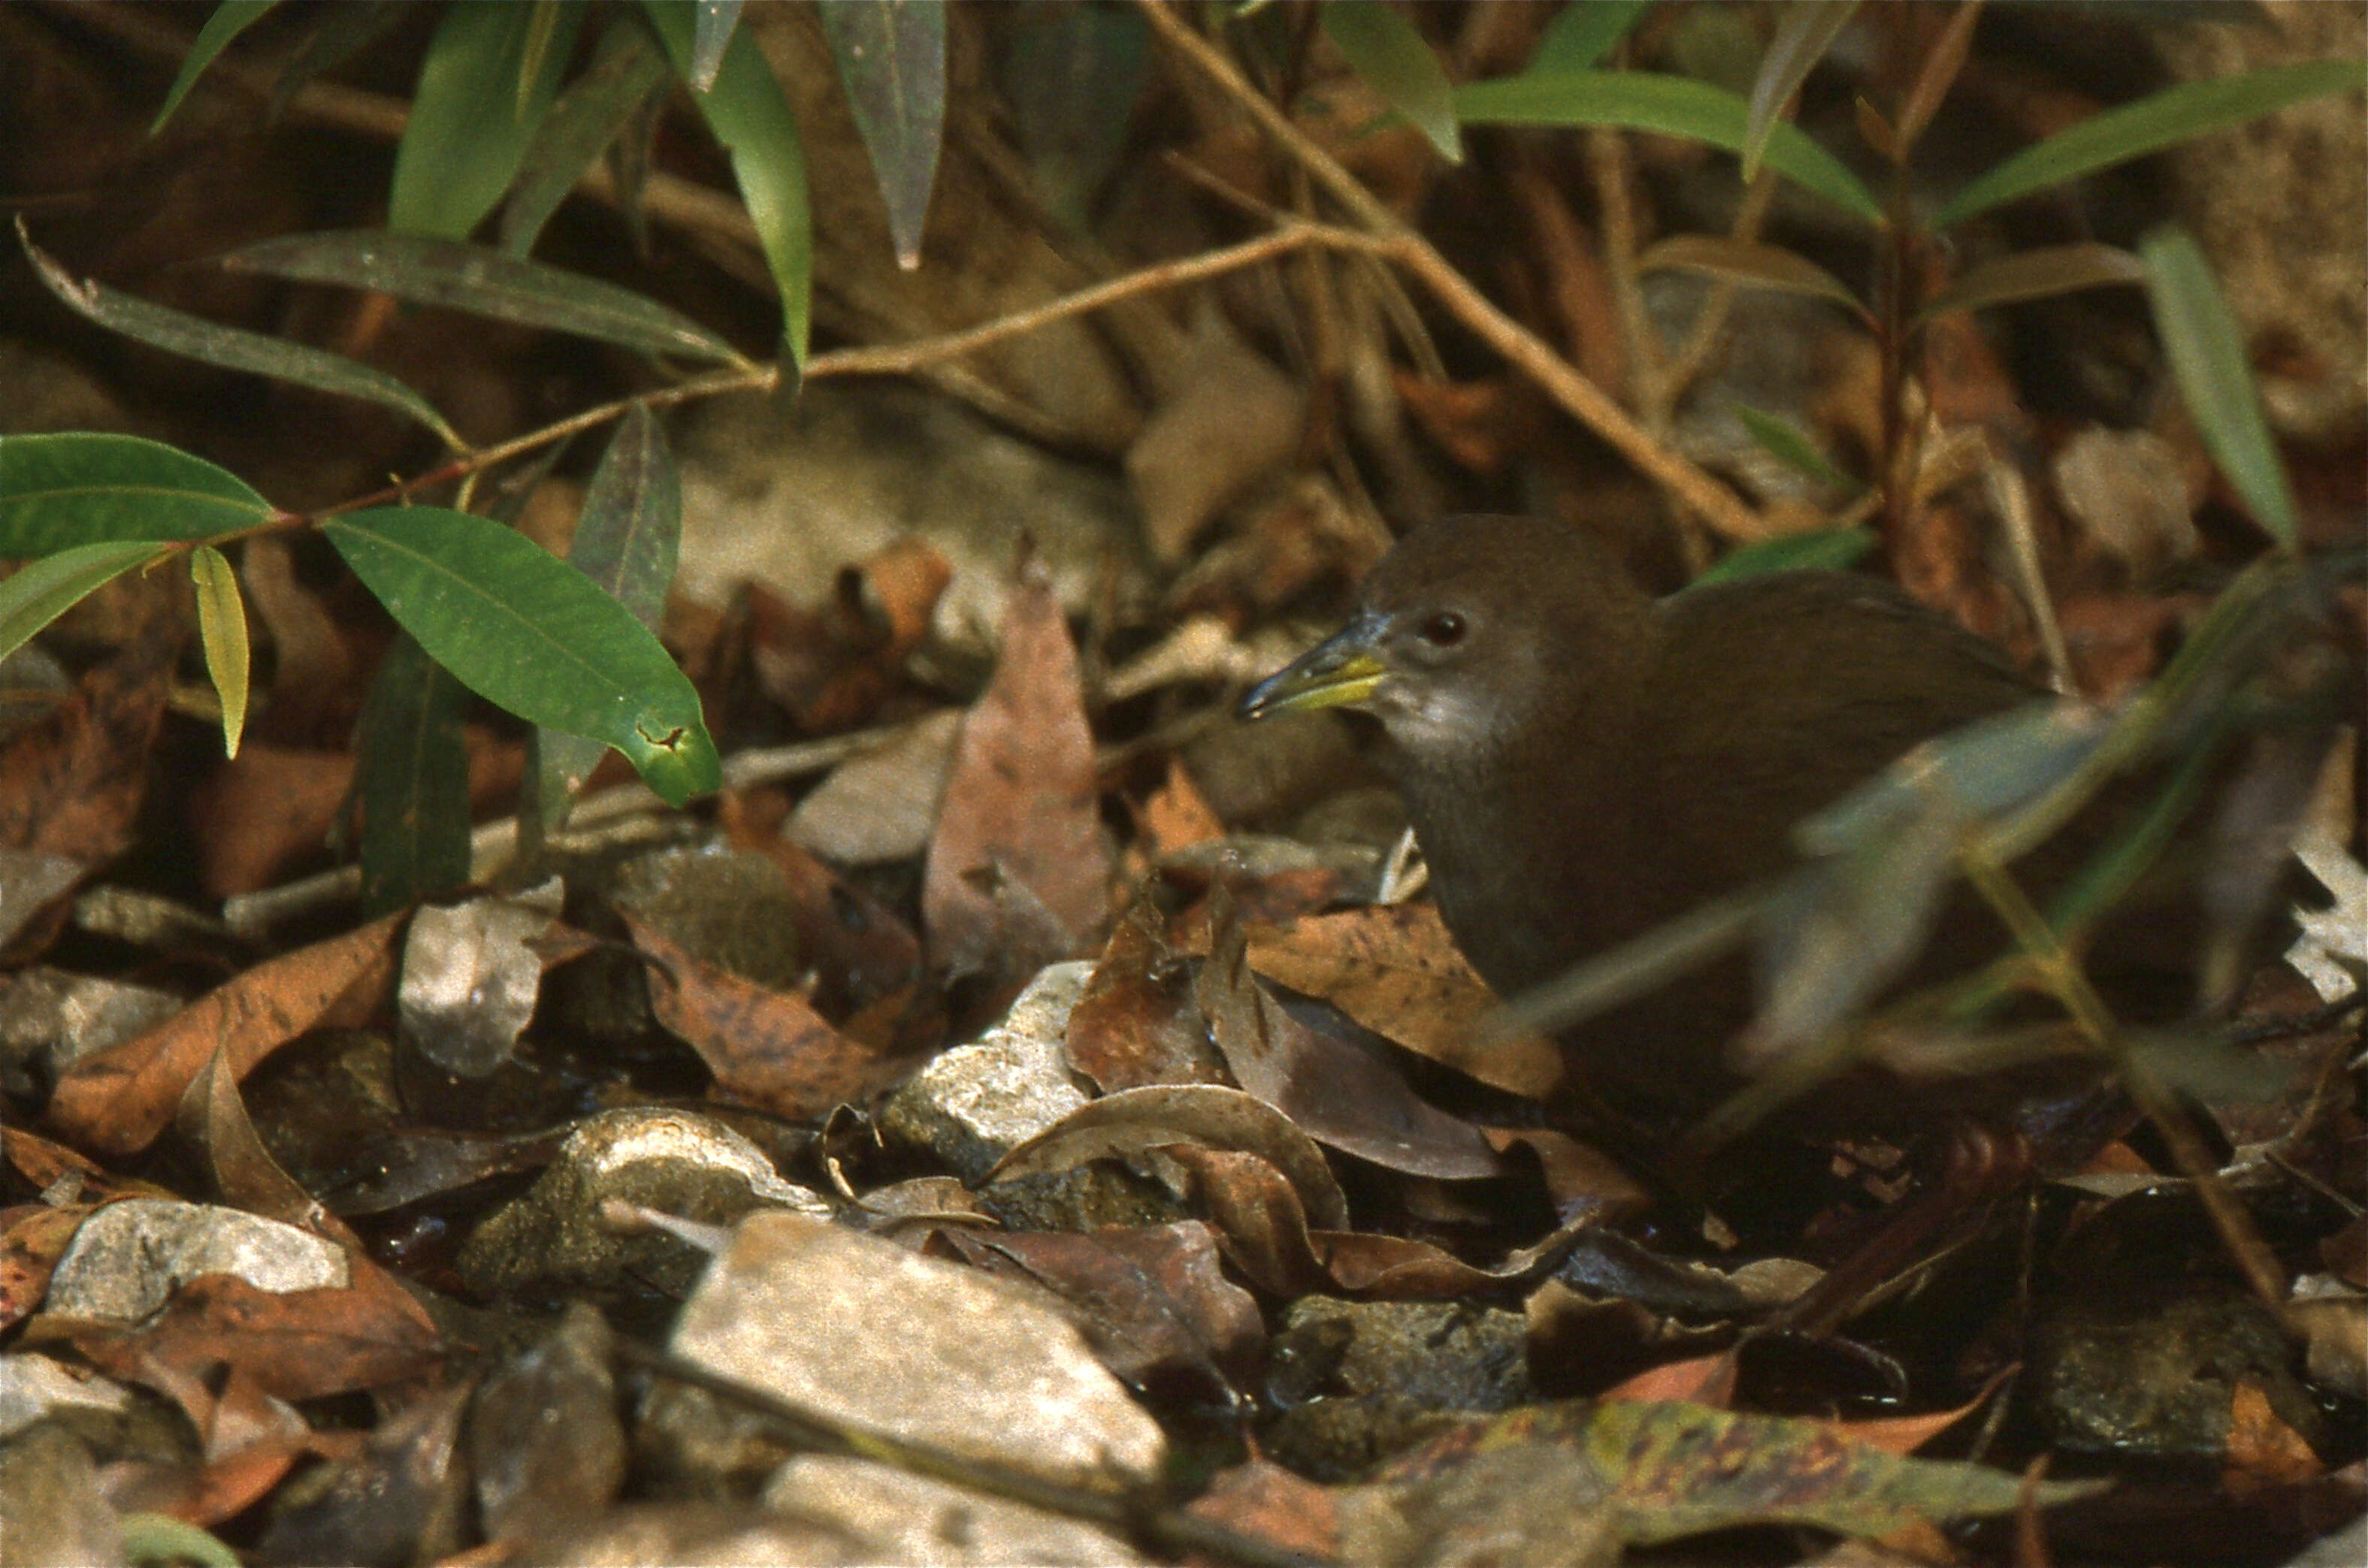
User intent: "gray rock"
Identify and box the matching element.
[878,961,1096,1184]
[44,1199,348,1322]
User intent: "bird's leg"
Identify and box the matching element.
[1766,1119,2033,1338]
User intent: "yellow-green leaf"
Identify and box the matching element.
[191,545,250,759]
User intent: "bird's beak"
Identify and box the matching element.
[1238,614,1389,721]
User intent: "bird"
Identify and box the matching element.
[1235,513,2224,1150]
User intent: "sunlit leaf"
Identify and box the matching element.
[1530,0,1653,73]
[222,231,749,368]
[324,506,719,806]
[688,0,746,92]
[1636,234,1867,317]
[501,18,676,256]
[1454,70,1883,224]
[1322,2,1461,164]
[190,545,250,759]
[357,633,471,916]
[0,540,165,665]
[1935,58,2365,228]
[151,0,279,133]
[820,0,949,267]
[2141,226,2297,548]
[1916,242,2146,322]
[537,404,681,823]
[118,1515,242,1568]
[20,225,464,451]
[1743,1,1859,180]
[1692,525,1875,587]
[1727,404,1864,497]
[391,1,584,239]
[0,433,273,555]
[646,0,814,366]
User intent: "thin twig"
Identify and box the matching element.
[1134,0,1768,545]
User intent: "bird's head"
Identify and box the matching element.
[1236,515,1655,759]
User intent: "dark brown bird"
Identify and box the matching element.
[1238,514,2197,1142]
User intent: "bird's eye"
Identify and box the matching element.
[1420,611,1467,647]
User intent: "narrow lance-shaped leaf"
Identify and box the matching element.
[324,506,719,805]
[21,222,464,450]
[1635,234,1869,319]
[2141,226,2297,549]
[1321,2,1462,165]
[1935,59,2365,228]
[1692,527,1877,588]
[1454,71,1883,225]
[1743,1,1861,180]
[152,1,280,133]
[645,0,815,367]
[222,231,749,368]
[190,545,251,759]
[1916,243,2146,322]
[1728,403,1865,498]
[391,1,584,239]
[689,0,746,93]
[0,433,273,555]
[0,540,167,665]
[1530,0,1653,73]
[538,404,681,821]
[819,0,950,268]
[501,18,676,257]
[1893,0,1984,154]
[357,633,472,916]
[517,1,569,122]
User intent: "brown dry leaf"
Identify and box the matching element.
[237,536,358,737]
[923,564,1111,980]
[1601,1350,1740,1409]
[1124,314,1305,564]
[1199,888,1502,1180]
[1482,1127,1653,1228]
[628,915,914,1121]
[187,745,354,898]
[43,1268,443,1405]
[1393,373,1549,476]
[1187,1459,1343,1564]
[2227,1381,2326,1487]
[1136,757,1224,858]
[0,1204,89,1331]
[860,536,954,653]
[1247,902,1563,1098]
[1828,1370,2014,1458]
[938,1220,1263,1395]
[0,606,177,863]
[179,1045,359,1246]
[1062,894,1228,1092]
[46,912,405,1156]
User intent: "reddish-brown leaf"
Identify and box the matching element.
[923,566,1111,980]
[45,912,405,1155]
[0,607,178,862]
[1063,895,1229,1092]
[628,916,915,1121]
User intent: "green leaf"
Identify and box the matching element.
[324,506,719,805]
[646,0,815,366]
[1726,403,1865,497]
[20,223,464,450]
[501,18,676,257]
[2141,226,2297,548]
[516,2,569,121]
[190,545,250,759]
[689,0,747,92]
[0,433,273,555]
[1935,59,2365,228]
[0,540,166,664]
[1530,1,1654,73]
[151,1,280,133]
[357,632,473,916]
[222,231,749,369]
[819,0,950,267]
[391,1,585,239]
[538,405,681,820]
[1635,234,1867,317]
[119,1512,242,1568]
[1916,243,2147,322]
[1322,2,1462,165]
[1454,70,1883,224]
[1743,1,1860,180]
[1692,524,1875,588]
